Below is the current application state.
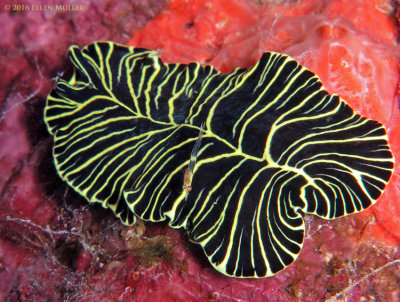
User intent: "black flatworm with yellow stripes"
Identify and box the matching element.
[44,41,394,278]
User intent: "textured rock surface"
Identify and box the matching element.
[1,0,399,301]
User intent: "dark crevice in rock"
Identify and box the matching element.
[54,240,82,271]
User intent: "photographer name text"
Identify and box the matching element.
[4,4,85,12]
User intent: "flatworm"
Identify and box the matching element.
[44,41,394,278]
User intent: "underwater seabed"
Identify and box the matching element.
[0,0,399,301]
